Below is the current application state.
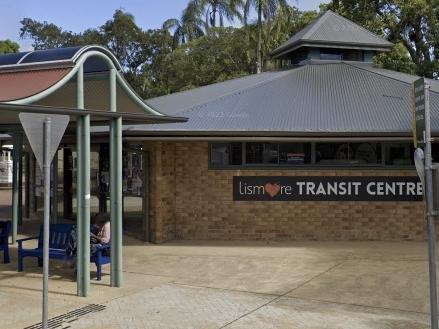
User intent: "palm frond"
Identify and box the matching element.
[162,18,180,31]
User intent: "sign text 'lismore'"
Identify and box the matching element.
[233,176,423,201]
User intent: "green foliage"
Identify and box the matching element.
[326,0,439,78]
[243,0,289,72]
[374,42,416,74]
[157,27,256,95]
[325,0,384,35]
[18,1,437,100]
[196,0,243,27]
[19,6,308,98]
[163,1,206,47]
[0,40,19,54]
[20,18,86,49]
[20,10,163,92]
[261,7,318,68]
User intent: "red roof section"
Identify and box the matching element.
[0,68,72,102]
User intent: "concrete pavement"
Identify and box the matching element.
[0,237,435,328]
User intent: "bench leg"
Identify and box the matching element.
[96,263,102,281]
[3,246,9,264]
[18,254,24,272]
[38,257,43,267]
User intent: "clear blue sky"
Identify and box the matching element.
[0,0,328,51]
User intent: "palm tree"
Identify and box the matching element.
[243,0,288,73]
[162,1,206,47]
[195,0,243,28]
[267,4,299,46]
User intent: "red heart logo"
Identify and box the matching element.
[265,183,281,197]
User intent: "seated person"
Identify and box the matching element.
[66,212,111,262]
[91,213,111,243]
[90,212,111,256]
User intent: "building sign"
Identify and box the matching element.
[413,77,426,148]
[233,176,423,202]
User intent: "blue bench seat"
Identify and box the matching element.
[17,223,110,280]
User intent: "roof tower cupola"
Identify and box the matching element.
[271,10,394,65]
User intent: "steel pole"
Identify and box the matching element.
[109,68,122,287]
[424,82,438,329]
[76,116,83,296]
[18,133,23,226]
[110,117,122,287]
[42,117,51,329]
[76,64,90,297]
[11,133,18,243]
[52,151,58,224]
[81,113,90,296]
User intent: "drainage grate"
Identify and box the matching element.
[24,304,106,329]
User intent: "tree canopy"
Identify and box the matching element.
[16,1,438,99]
[19,3,312,98]
[0,40,20,54]
[325,0,439,78]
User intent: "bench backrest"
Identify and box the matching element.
[38,224,73,250]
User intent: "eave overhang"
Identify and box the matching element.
[0,103,187,132]
[271,40,393,59]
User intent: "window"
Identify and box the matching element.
[320,53,342,61]
[279,143,311,164]
[209,142,415,169]
[210,143,242,167]
[315,143,381,165]
[246,143,278,164]
[319,48,363,61]
[433,143,439,163]
[384,143,413,166]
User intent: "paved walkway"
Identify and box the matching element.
[0,235,435,329]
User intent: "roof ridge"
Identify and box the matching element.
[147,70,294,115]
[317,11,391,45]
[147,71,281,103]
[344,62,439,95]
[302,10,332,40]
[174,69,300,116]
[344,62,412,84]
[271,13,323,55]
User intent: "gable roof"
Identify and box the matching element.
[114,61,439,137]
[271,10,394,58]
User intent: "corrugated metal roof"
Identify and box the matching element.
[146,70,291,115]
[271,10,393,57]
[349,62,439,93]
[120,61,439,136]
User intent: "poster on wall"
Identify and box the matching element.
[0,160,12,184]
[233,176,423,202]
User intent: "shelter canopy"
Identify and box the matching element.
[0,45,187,126]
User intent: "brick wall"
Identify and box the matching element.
[144,142,176,243]
[147,141,430,242]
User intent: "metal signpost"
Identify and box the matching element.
[413,77,438,329]
[19,113,69,329]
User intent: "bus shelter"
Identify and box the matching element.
[0,46,186,297]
